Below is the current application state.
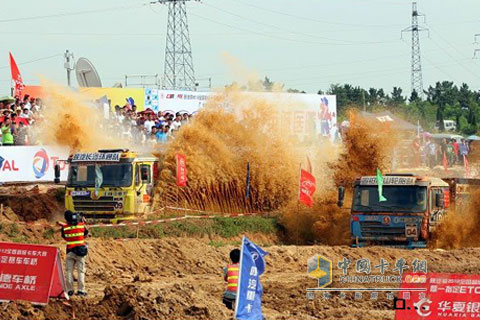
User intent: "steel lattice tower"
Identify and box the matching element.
[402,2,428,100]
[154,0,197,90]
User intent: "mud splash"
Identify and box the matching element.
[154,88,300,213]
[33,81,127,152]
[329,110,396,188]
[281,110,397,245]
[432,189,480,249]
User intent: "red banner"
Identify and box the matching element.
[9,52,25,96]
[395,273,480,320]
[299,168,316,207]
[176,154,187,187]
[0,242,67,304]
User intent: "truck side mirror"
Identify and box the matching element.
[435,193,444,207]
[54,164,61,184]
[337,186,345,208]
[141,166,149,182]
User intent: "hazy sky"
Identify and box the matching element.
[1,0,479,96]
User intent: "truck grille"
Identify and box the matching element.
[360,221,404,238]
[73,196,116,212]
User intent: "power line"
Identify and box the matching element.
[188,11,400,46]
[196,44,475,79]
[284,58,472,87]
[203,3,398,45]
[0,3,146,23]
[229,0,405,28]
[426,26,480,81]
[0,53,62,70]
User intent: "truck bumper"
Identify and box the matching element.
[351,237,427,249]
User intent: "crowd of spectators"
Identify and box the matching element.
[0,95,44,146]
[109,103,191,146]
[0,94,192,146]
[411,136,472,169]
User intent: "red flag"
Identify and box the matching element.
[9,52,25,96]
[464,155,470,178]
[299,168,316,207]
[442,151,449,174]
[176,154,187,187]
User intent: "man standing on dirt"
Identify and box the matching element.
[223,249,240,310]
[61,210,89,297]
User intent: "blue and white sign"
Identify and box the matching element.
[234,236,268,320]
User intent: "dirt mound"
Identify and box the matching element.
[0,184,64,222]
[3,238,480,320]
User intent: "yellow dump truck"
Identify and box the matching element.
[55,149,159,222]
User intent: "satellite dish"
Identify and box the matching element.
[75,57,102,88]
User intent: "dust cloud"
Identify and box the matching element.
[432,189,480,249]
[154,88,300,213]
[281,110,396,245]
[33,81,126,153]
[34,78,398,246]
[329,110,396,188]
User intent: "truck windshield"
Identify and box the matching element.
[352,186,427,213]
[67,163,132,187]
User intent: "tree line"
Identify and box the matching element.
[318,81,480,135]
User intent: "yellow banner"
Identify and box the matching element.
[79,88,145,111]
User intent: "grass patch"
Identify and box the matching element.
[212,216,277,238]
[208,240,226,248]
[6,224,19,238]
[42,227,56,240]
[88,216,279,240]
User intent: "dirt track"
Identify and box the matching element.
[1,185,480,319]
[2,237,480,320]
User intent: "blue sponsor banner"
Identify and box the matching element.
[234,236,268,320]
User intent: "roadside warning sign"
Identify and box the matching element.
[395,273,480,319]
[0,242,67,304]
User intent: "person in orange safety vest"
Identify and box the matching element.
[223,248,240,310]
[61,210,89,297]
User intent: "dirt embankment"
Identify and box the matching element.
[2,238,480,320]
[0,184,64,222]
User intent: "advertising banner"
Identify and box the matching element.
[0,146,69,183]
[80,88,146,111]
[395,272,480,320]
[146,89,211,114]
[0,242,67,304]
[234,236,268,320]
[299,169,316,207]
[176,154,187,187]
[145,90,337,141]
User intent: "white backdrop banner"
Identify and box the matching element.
[145,89,211,114]
[0,146,69,183]
[144,89,337,140]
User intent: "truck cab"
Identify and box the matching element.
[349,174,449,248]
[57,149,159,222]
